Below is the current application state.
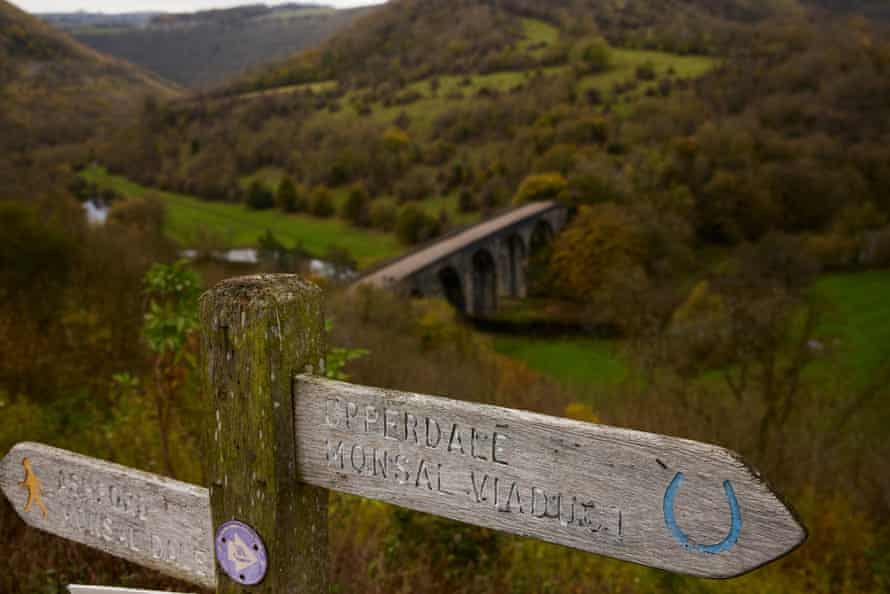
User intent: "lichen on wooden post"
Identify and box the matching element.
[200,274,327,593]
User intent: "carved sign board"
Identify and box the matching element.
[0,443,215,589]
[294,376,807,579]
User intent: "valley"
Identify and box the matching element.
[43,3,367,87]
[2,0,890,592]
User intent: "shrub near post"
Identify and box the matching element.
[199,275,328,593]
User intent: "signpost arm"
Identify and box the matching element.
[200,275,328,593]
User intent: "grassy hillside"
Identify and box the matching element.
[99,21,721,244]
[304,45,716,132]
[100,0,890,267]
[62,4,367,88]
[226,0,788,93]
[81,166,403,268]
[0,0,178,135]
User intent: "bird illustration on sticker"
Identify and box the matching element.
[19,457,48,518]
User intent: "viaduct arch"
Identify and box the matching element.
[354,201,568,316]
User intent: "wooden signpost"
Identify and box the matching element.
[293,376,805,579]
[0,275,807,592]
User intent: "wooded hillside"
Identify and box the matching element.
[0,0,179,200]
[227,0,807,93]
[102,0,890,260]
[63,4,368,88]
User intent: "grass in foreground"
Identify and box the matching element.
[80,165,404,269]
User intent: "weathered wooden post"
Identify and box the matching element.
[199,274,328,593]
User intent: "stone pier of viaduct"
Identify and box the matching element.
[354,201,568,316]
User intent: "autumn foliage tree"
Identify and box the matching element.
[548,203,653,330]
[513,172,568,205]
[309,184,336,217]
[275,177,303,213]
[246,180,275,210]
[396,204,441,245]
[341,182,371,226]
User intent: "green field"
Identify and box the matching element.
[494,335,628,390]
[812,270,890,384]
[492,271,890,397]
[580,48,716,93]
[81,166,404,269]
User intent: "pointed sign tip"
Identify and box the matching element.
[715,522,807,580]
[711,441,810,574]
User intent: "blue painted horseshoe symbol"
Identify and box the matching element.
[663,472,742,554]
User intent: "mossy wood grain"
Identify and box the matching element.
[200,275,328,593]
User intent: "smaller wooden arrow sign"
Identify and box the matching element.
[0,443,215,589]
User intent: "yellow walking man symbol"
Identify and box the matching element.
[20,457,48,519]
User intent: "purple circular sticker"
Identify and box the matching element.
[215,520,268,585]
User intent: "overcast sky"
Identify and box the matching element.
[14,0,380,14]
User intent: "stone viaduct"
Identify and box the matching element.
[354,201,569,316]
